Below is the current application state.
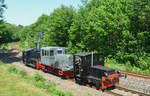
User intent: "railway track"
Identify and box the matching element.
[3,48,150,96]
[115,86,150,96]
[68,79,150,96]
[105,86,150,96]
[105,90,122,96]
[121,71,150,79]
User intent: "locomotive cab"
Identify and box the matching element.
[73,52,120,90]
[22,48,40,67]
[40,47,74,77]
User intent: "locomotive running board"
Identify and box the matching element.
[27,63,36,68]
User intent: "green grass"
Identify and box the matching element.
[0,64,51,96]
[0,62,73,96]
[84,93,92,96]
[105,59,150,75]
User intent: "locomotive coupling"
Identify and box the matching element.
[119,73,127,79]
[116,70,127,79]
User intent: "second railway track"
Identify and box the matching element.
[115,86,150,96]
[121,71,150,80]
[68,78,150,96]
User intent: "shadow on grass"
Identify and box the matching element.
[0,49,22,64]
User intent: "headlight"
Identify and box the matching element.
[104,72,108,76]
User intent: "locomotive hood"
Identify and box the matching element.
[55,54,73,71]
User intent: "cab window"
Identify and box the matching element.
[50,50,54,56]
[42,49,44,56]
[57,50,62,54]
[44,50,47,56]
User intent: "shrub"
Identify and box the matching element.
[48,87,73,96]
[137,57,150,70]
[32,73,46,82]
[8,65,19,74]
[125,61,132,72]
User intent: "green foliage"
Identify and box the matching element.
[0,22,22,46]
[31,73,73,96]
[10,0,150,71]
[8,65,27,77]
[32,73,46,82]
[8,65,19,74]
[106,58,150,75]
[43,6,75,47]
[47,87,73,96]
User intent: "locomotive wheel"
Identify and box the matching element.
[61,75,66,79]
[101,88,105,92]
[95,81,100,90]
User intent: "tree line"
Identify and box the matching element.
[0,0,150,70]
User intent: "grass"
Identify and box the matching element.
[84,93,92,96]
[0,62,73,96]
[105,59,150,75]
[0,64,51,96]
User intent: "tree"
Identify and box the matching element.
[69,0,130,55]
[43,6,75,47]
[0,0,6,19]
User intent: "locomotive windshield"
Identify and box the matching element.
[104,70,116,76]
[57,50,63,54]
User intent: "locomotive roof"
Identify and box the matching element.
[74,52,101,57]
[91,65,115,72]
[41,46,67,50]
[24,48,35,52]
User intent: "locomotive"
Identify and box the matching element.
[23,47,74,78]
[22,32,126,90]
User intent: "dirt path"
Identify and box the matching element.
[0,47,111,96]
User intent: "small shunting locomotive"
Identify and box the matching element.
[22,32,126,90]
[73,53,125,90]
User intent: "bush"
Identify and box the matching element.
[116,52,138,64]
[125,61,133,72]
[47,87,73,96]
[8,65,19,74]
[32,73,46,82]
[32,73,73,96]
[137,57,150,70]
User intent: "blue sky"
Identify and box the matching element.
[4,0,82,26]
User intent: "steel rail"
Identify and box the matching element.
[116,86,150,96]
[121,71,150,80]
